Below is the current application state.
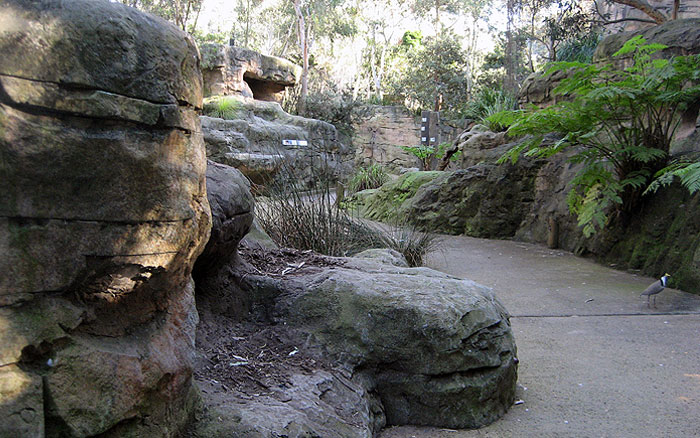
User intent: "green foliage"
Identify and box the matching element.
[401,30,423,48]
[491,36,700,236]
[202,97,243,119]
[557,30,601,63]
[401,142,460,171]
[646,159,700,195]
[387,32,470,117]
[348,164,390,194]
[463,88,517,131]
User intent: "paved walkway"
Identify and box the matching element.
[380,236,700,438]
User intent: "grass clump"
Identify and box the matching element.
[256,158,438,266]
[203,96,243,119]
[348,164,390,194]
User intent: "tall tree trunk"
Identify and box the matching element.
[294,0,308,116]
[504,0,518,93]
[672,0,680,19]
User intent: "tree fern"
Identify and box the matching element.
[488,36,700,235]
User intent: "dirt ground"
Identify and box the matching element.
[193,245,343,404]
[381,235,700,438]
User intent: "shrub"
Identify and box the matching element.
[348,164,389,194]
[401,142,460,171]
[376,220,441,267]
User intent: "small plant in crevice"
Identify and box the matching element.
[401,142,460,171]
[203,96,243,120]
[348,163,390,194]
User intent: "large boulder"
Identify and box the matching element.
[0,1,210,436]
[271,259,518,429]
[192,161,255,318]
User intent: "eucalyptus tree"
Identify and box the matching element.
[291,0,357,115]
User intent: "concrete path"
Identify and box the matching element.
[380,235,700,438]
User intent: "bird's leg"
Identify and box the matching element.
[653,295,657,309]
[647,296,651,308]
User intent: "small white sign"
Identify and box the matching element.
[282,139,309,146]
[422,117,427,122]
[420,126,425,131]
[430,137,436,142]
[421,137,427,142]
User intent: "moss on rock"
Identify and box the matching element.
[362,171,443,222]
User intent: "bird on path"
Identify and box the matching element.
[640,273,671,308]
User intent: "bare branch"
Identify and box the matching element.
[608,0,668,24]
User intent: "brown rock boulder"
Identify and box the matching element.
[0,1,210,437]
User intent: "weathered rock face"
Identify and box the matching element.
[0,1,210,436]
[192,161,255,319]
[202,98,352,185]
[404,161,542,238]
[272,259,518,429]
[196,161,254,271]
[518,69,571,109]
[201,44,302,102]
[595,18,700,62]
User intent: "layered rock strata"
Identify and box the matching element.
[0,1,211,436]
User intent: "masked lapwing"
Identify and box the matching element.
[640,273,671,308]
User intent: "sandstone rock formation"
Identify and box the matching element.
[190,161,518,435]
[200,43,301,102]
[0,1,210,436]
[201,98,352,185]
[273,259,518,429]
[361,171,443,222]
[192,253,518,435]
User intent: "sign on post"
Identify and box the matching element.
[420,111,440,147]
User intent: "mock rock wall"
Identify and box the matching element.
[354,106,461,172]
[0,1,211,436]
